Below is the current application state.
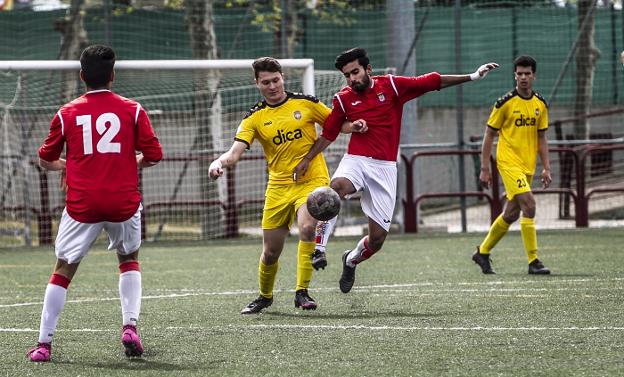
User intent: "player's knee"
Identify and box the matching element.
[261,249,280,264]
[330,179,351,199]
[522,206,536,218]
[299,223,316,241]
[503,213,519,223]
[519,198,536,218]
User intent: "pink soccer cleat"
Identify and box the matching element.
[121,325,144,357]
[27,342,51,362]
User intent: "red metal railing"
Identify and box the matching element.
[3,143,623,243]
[400,144,621,232]
[400,149,501,232]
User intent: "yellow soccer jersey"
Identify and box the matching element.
[487,89,548,174]
[235,92,331,184]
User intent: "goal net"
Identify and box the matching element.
[0,59,383,246]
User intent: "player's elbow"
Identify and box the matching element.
[38,158,49,170]
[142,159,160,168]
[38,157,57,171]
[143,147,163,166]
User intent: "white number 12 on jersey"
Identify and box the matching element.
[76,113,121,154]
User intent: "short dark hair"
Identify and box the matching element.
[334,48,370,71]
[80,45,115,88]
[513,55,537,73]
[252,57,282,79]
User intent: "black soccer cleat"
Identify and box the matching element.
[311,249,328,270]
[528,259,551,275]
[339,250,356,293]
[472,248,495,274]
[240,295,273,314]
[294,289,317,310]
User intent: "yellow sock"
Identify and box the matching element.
[520,217,538,263]
[479,215,510,254]
[296,241,315,291]
[258,260,279,299]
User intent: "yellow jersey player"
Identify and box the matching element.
[473,55,552,275]
[209,57,362,313]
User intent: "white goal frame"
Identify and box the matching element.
[0,59,316,95]
[0,59,317,245]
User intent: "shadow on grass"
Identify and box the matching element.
[264,310,451,320]
[503,273,595,278]
[56,357,227,371]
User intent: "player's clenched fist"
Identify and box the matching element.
[209,159,224,180]
[352,119,367,133]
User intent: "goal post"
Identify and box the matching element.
[0,59,316,95]
[0,58,347,246]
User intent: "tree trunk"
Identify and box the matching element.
[56,0,88,102]
[574,0,600,139]
[185,0,224,239]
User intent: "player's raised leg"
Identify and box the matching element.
[340,218,387,293]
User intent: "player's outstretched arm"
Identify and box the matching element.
[440,62,499,89]
[209,140,247,180]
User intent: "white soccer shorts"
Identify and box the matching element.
[54,204,143,264]
[332,154,397,232]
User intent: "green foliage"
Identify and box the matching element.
[217,0,356,33]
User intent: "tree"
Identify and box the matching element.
[574,0,600,139]
[55,0,88,102]
[185,0,225,238]
[220,0,363,58]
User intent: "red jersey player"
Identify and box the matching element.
[294,48,498,293]
[28,45,162,362]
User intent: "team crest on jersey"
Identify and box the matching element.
[377,93,385,102]
[293,110,302,120]
[535,109,540,116]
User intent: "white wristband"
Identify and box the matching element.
[470,64,491,81]
[209,159,222,171]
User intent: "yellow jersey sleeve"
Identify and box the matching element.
[235,102,265,148]
[536,93,549,131]
[487,91,514,130]
[309,100,332,128]
[487,105,505,130]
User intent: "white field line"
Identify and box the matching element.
[2,325,624,333]
[1,277,622,308]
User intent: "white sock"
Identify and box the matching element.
[346,236,369,267]
[38,284,67,343]
[119,271,141,326]
[315,216,337,253]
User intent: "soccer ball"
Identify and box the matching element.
[306,186,341,221]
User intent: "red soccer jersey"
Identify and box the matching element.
[322,73,441,161]
[38,90,162,223]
